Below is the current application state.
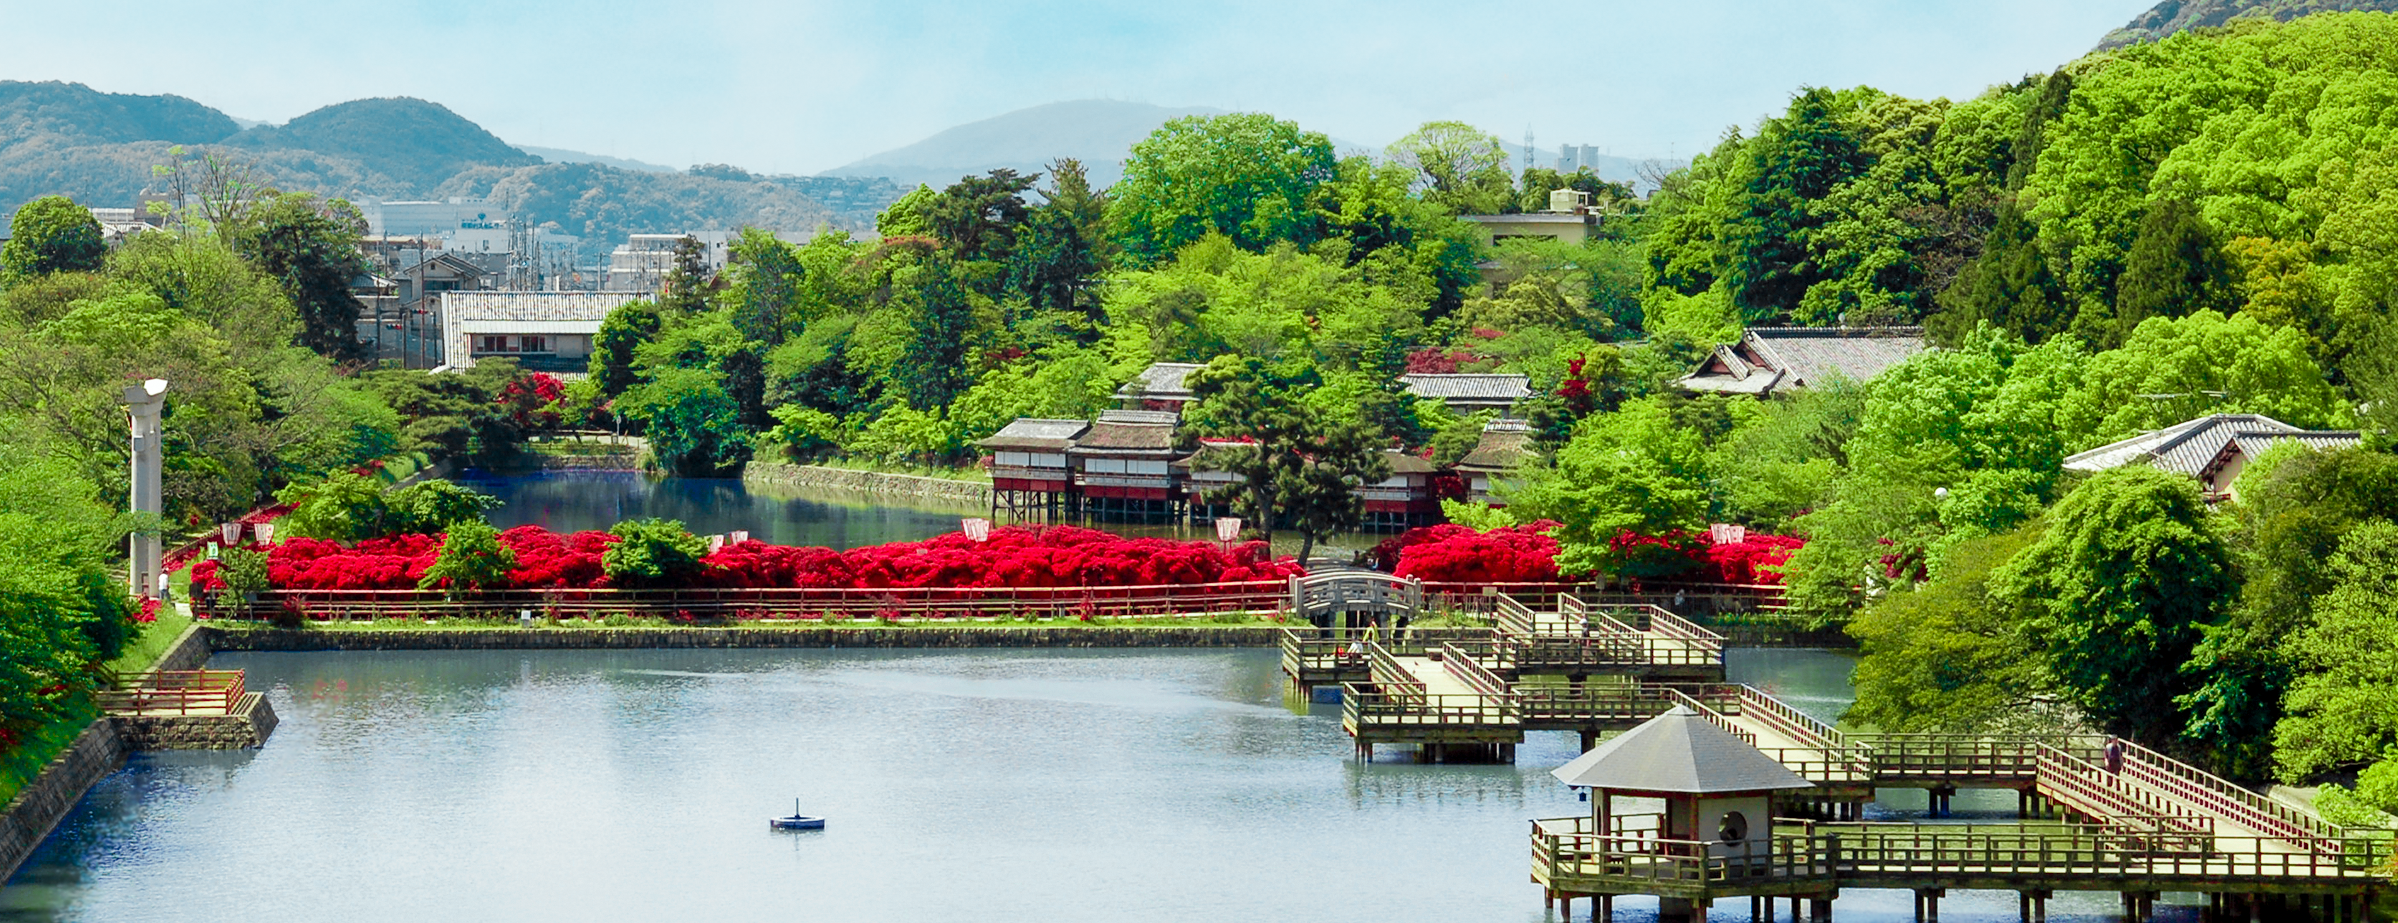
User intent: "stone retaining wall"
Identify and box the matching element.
[204,625,1280,651]
[109,695,278,750]
[150,623,213,673]
[534,452,640,471]
[0,721,127,882]
[743,461,992,505]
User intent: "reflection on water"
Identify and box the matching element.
[455,469,981,549]
[0,648,2200,922]
[453,469,1386,558]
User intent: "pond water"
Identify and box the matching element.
[0,649,2195,923]
[453,469,1386,557]
[455,469,985,548]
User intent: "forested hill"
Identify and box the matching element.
[0,81,880,246]
[2096,0,2398,48]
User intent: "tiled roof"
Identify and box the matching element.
[2063,414,2306,476]
[1551,706,1815,794]
[1386,450,1438,474]
[1682,326,1925,395]
[1113,362,1210,400]
[975,418,1089,451]
[1399,373,1533,403]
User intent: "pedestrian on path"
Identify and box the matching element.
[2103,736,2125,774]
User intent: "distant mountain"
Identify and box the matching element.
[518,146,678,174]
[0,81,887,249]
[2096,0,2398,48]
[822,99,1223,189]
[222,97,541,196]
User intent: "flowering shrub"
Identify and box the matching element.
[1387,521,1564,583]
[1378,522,1803,585]
[209,523,1303,592]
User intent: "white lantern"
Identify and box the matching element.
[1215,517,1243,544]
[221,522,243,545]
[253,522,275,545]
[1709,523,1746,545]
[962,518,992,542]
[730,530,750,545]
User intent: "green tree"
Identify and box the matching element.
[658,236,713,316]
[1007,159,1115,334]
[2077,198,2239,349]
[589,299,663,398]
[1387,121,1514,216]
[2179,446,2398,775]
[1847,524,2051,733]
[923,169,1038,265]
[2273,520,2398,783]
[274,471,392,541]
[1111,113,1337,265]
[386,479,499,535]
[891,254,977,410]
[1,195,106,279]
[724,228,804,346]
[238,192,373,363]
[417,518,516,598]
[1991,465,2233,748]
[1181,357,1391,563]
[619,367,749,476]
[1508,396,1718,578]
[2057,310,2348,445]
[601,518,710,588]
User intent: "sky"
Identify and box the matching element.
[0,0,2156,174]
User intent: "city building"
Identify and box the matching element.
[1679,326,1927,397]
[605,232,735,292]
[1460,189,1607,247]
[2062,413,2362,503]
[436,291,648,374]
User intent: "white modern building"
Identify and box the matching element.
[437,291,648,374]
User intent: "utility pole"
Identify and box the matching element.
[123,379,168,597]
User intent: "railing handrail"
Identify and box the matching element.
[1439,643,1514,699]
[2115,739,2345,842]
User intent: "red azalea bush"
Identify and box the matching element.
[1387,521,1564,583]
[1378,522,1803,585]
[207,524,1303,593]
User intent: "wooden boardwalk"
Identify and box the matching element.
[1284,595,2398,918]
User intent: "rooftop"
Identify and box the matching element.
[1071,409,1181,454]
[1399,373,1533,403]
[2063,414,2361,478]
[1682,327,1926,396]
[1114,362,1211,401]
[1551,706,1814,795]
[976,418,1090,452]
[1457,421,1537,472]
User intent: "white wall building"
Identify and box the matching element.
[437,291,648,374]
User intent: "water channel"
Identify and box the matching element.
[0,649,2200,923]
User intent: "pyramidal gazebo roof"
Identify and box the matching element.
[1551,706,1814,795]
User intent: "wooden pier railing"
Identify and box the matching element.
[98,670,246,716]
[222,581,1294,622]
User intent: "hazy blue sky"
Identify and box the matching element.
[1,0,2154,173]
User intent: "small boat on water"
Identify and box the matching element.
[770,799,825,831]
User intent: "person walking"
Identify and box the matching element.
[2103,736,2125,775]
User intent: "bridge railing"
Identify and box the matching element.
[1532,817,1831,889]
[1516,684,1678,724]
[1439,643,1515,699]
[1364,643,1426,699]
[1853,734,2085,780]
[1342,686,1518,731]
[1817,824,2392,881]
[2035,745,2217,847]
[97,670,246,716]
[236,581,1295,621]
[2116,740,2348,847]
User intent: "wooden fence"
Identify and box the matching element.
[206,581,1296,622]
[97,670,246,716]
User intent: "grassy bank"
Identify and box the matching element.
[775,457,991,483]
[0,611,195,806]
[107,611,196,677]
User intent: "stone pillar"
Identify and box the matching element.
[123,379,167,597]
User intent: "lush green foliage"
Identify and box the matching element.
[1,195,105,279]
[600,518,711,588]
[418,519,516,597]
[1181,357,1392,562]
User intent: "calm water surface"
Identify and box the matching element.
[2,649,2194,922]
[455,469,979,548]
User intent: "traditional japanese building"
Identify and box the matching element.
[1454,418,1536,506]
[1399,373,1534,416]
[1679,326,1926,397]
[1176,440,1254,524]
[1068,410,1183,522]
[2062,413,2361,503]
[1357,450,1443,529]
[1114,362,1210,414]
[976,418,1088,521]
